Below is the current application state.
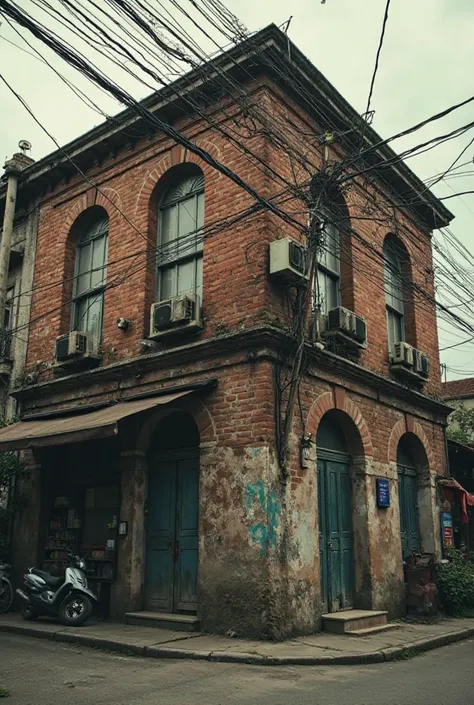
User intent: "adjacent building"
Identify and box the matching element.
[0,25,453,638]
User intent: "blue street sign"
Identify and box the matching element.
[376,478,390,508]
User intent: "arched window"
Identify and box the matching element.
[72,212,108,342]
[157,167,204,303]
[383,237,406,348]
[315,212,340,315]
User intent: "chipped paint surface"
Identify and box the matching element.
[245,480,281,557]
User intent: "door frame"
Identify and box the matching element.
[144,447,200,614]
[318,447,355,614]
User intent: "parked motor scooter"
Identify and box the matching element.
[16,552,97,626]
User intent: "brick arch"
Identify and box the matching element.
[388,416,434,468]
[61,194,89,236]
[136,397,216,453]
[305,390,374,458]
[94,187,123,216]
[134,140,221,218]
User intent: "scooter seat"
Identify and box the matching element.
[31,569,63,589]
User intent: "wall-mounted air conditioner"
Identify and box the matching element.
[390,342,430,383]
[55,331,99,365]
[391,341,414,367]
[269,238,308,284]
[320,306,367,350]
[150,293,202,338]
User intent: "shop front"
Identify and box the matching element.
[40,438,120,616]
[0,388,203,619]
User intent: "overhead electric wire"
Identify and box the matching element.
[3,0,474,360]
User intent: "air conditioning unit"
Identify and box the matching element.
[390,342,429,383]
[413,348,430,378]
[320,306,367,349]
[390,341,414,367]
[150,293,202,338]
[269,238,308,284]
[55,331,99,364]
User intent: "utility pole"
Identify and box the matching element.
[0,142,33,332]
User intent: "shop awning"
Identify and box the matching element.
[440,477,474,524]
[0,390,193,451]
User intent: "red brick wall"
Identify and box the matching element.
[26,80,441,397]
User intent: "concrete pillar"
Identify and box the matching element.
[0,152,34,325]
[110,449,147,617]
[418,467,440,556]
[351,457,373,610]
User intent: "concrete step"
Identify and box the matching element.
[345,624,401,637]
[322,610,388,634]
[125,611,200,632]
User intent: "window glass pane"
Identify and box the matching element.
[91,236,107,288]
[177,259,195,296]
[316,269,339,315]
[177,196,197,256]
[387,309,404,348]
[159,206,178,256]
[384,245,404,314]
[75,294,103,341]
[87,295,103,342]
[196,192,204,253]
[159,266,175,301]
[323,222,340,273]
[74,297,89,333]
[76,243,92,295]
[196,256,203,302]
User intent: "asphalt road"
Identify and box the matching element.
[1,633,473,705]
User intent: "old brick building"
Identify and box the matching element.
[0,25,453,638]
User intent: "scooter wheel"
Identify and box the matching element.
[59,594,92,626]
[21,604,39,621]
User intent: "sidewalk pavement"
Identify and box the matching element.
[1,613,473,666]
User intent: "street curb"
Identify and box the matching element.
[1,621,474,666]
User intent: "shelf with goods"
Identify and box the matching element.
[42,501,82,574]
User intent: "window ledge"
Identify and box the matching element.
[53,354,101,374]
[390,362,427,386]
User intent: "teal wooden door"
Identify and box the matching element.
[145,450,199,613]
[398,463,420,559]
[318,449,354,613]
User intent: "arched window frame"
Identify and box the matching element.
[383,237,406,349]
[156,168,204,304]
[72,215,109,342]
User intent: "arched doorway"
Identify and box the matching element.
[397,436,421,558]
[317,414,354,613]
[145,412,200,614]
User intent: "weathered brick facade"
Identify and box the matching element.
[9,25,453,638]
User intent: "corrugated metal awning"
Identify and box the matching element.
[0,390,192,451]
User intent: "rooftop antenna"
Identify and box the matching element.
[18,139,31,155]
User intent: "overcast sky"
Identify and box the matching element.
[1,0,473,380]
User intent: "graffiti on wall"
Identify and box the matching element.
[244,480,281,557]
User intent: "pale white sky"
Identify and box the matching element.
[1,0,473,380]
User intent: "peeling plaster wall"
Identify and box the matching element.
[198,444,281,638]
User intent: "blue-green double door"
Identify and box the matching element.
[145,450,199,613]
[398,463,420,559]
[318,449,354,613]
